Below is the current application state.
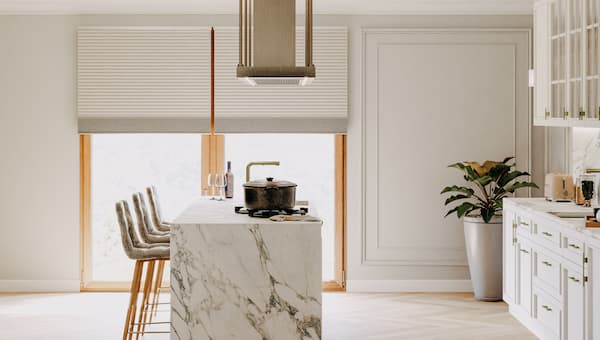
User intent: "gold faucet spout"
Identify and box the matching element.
[246,161,281,182]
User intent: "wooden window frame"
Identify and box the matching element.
[79,134,346,292]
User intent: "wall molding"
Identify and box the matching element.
[360,28,532,267]
[346,280,473,293]
[0,1,535,15]
[0,280,80,293]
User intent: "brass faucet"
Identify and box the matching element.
[246,161,280,182]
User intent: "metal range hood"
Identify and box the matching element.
[237,0,315,86]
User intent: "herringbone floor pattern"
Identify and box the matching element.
[324,293,537,340]
[0,292,535,339]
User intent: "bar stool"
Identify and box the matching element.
[116,201,169,340]
[132,192,170,336]
[146,186,171,232]
[133,192,169,240]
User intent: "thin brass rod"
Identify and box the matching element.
[211,27,215,135]
[239,0,242,65]
[306,0,309,66]
[308,0,313,66]
[245,0,249,66]
[249,0,252,66]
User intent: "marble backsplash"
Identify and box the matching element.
[572,127,600,177]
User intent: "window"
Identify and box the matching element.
[80,133,345,290]
[224,134,336,281]
[85,134,201,284]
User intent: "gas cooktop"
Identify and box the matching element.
[234,206,309,218]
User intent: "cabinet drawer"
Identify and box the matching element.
[534,289,562,337]
[534,248,561,296]
[562,233,585,264]
[535,222,561,248]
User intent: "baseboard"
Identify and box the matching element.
[0,280,80,293]
[346,280,473,293]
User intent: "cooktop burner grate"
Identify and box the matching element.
[234,206,308,218]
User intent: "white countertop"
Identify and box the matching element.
[505,198,600,241]
[173,198,322,225]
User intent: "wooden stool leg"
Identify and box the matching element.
[149,260,165,324]
[123,260,144,340]
[142,260,159,335]
[136,260,155,340]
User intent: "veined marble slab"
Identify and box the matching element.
[171,199,322,340]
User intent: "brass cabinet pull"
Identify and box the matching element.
[520,249,530,254]
[542,231,553,237]
[520,221,530,227]
[542,305,553,312]
[569,276,581,283]
[568,243,581,250]
[542,261,553,267]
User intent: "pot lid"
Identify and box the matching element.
[244,177,297,188]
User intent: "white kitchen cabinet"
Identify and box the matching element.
[504,209,518,304]
[504,198,599,340]
[534,0,600,127]
[564,261,585,340]
[518,238,534,315]
[590,244,600,340]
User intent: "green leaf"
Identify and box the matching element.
[464,166,480,181]
[488,164,511,181]
[456,202,477,218]
[480,207,496,223]
[504,181,539,193]
[502,156,515,164]
[444,194,470,206]
[497,170,531,187]
[445,202,477,219]
[440,185,475,195]
[474,175,493,186]
[448,162,466,171]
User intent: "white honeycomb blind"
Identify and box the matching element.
[77,26,347,132]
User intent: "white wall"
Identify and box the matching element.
[0,16,80,291]
[0,14,539,292]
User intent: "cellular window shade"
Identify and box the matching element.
[77,26,348,133]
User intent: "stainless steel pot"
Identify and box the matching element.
[243,177,297,210]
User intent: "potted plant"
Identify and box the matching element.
[441,157,538,301]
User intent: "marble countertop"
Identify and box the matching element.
[173,198,322,225]
[505,198,600,241]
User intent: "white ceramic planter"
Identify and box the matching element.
[463,215,503,301]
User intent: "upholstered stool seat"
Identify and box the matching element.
[132,193,169,243]
[146,186,171,232]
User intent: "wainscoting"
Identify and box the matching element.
[352,28,532,290]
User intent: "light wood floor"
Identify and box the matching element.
[0,292,535,340]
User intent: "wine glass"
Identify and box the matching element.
[581,174,595,207]
[214,173,227,201]
[207,173,216,200]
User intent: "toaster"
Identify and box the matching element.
[544,173,575,202]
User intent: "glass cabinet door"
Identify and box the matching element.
[586,0,599,118]
[552,0,568,118]
[570,0,584,118]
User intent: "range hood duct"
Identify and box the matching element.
[237,0,315,86]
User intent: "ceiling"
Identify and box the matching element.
[0,0,535,15]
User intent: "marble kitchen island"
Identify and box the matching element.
[170,199,323,340]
